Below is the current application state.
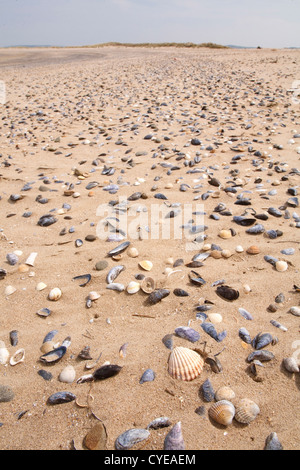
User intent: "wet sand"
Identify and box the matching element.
[0,46,299,451]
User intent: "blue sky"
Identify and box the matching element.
[0,0,299,48]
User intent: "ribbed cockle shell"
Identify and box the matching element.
[168,346,204,381]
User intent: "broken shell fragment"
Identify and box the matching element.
[168,346,204,381]
[25,252,38,267]
[9,348,25,366]
[5,285,17,297]
[208,400,235,426]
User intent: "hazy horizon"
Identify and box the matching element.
[0,0,299,49]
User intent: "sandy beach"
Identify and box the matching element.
[0,46,299,451]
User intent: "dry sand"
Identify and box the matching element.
[0,46,299,451]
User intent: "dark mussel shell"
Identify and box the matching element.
[216,285,239,301]
[38,215,58,227]
[47,391,76,405]
[40,346,67,364]
[173,288,189,297]
[251,332,273,350]
[93,364,122,381]
[233,216,256,226]
[200,378,215,402]
[189,271,206,287]
[148,289,170,305]
[201,322,227,342]
[107,241,130,257]
[73,274,92,287]
[0,269,7,280]
[139,368,156,384]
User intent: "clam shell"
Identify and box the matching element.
[5,285,17,296]
[36,282,47,291]
[234,398,260,424]
[218,229,232,239]
[48,288,62,301]
[275,260,288,272]
[127,281,140,294]
[246,245,260,255]
[214,386,236,402]
[59,365,76,383]
[139,260,153,271]
[208,400,235,426]
[168,346,204,381]
[127,247,139,258]
[9,348,25,366]
[140,277,155,293]
[88,291,101,301]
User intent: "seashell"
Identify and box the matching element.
[264,255,278,266]
[215,386,236,402]
[0,269,7,280]
[247,350,275,362]
[48,288,62,301]
[38,215,57,227]
[141,277,155,294]
[107,241,130,257]
[282,357,299,373]
[275,260,288,272]
[25,252,38,266]
[73,274,91,287]
[83,422,108,451]
[168,346,204,381]
[189,270,206,286]
[246,245,260,255]
[207,313,223,324]
[9,348,25,366]
[234,398,260,424]
[252,332,273,350]
[138,260,153,271]
[115,428,150,450]
[40,337,70,363]
[175,326,200,343]
[164,422,185,450]
[233,216,256,226]
[208,400,235,426]
[147,417,172,430]
[216,285,239,301]
[59,365,76,383]
[173,288,189,297]
[200,378,215,402]
[246,224,265,234]
[235,245,244,253]
[9,330,18,347]
[47,391,76,405]
[264,432,283,450]
[88,291,101,301]
[270,319,287,332]
[205,356,223,374]
[106,265,125,284]
[221,249,233,259]
[148,289,170,305]
[218,229,232,239]
[0,341,10,365]
[75,239,83,248]
[201,322,227,342]
[127,247,139,258]
[93,364,122,381]
[127,281,140,294]
[78,346,92,360]
[139,368,156,384]
[239,327,252,344]
[36,282,47,291]
[162,334,174,350]
[106,283,125,292]
[289,306,300,317]
[5,285,17,296]
[6,253,19,266]
[38,369,53,381]
[239,308,254,321]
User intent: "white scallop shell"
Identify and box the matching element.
[9,348,25,366]
[168,346,204,381]
[208,400,236,426]
[48,288,62,301]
